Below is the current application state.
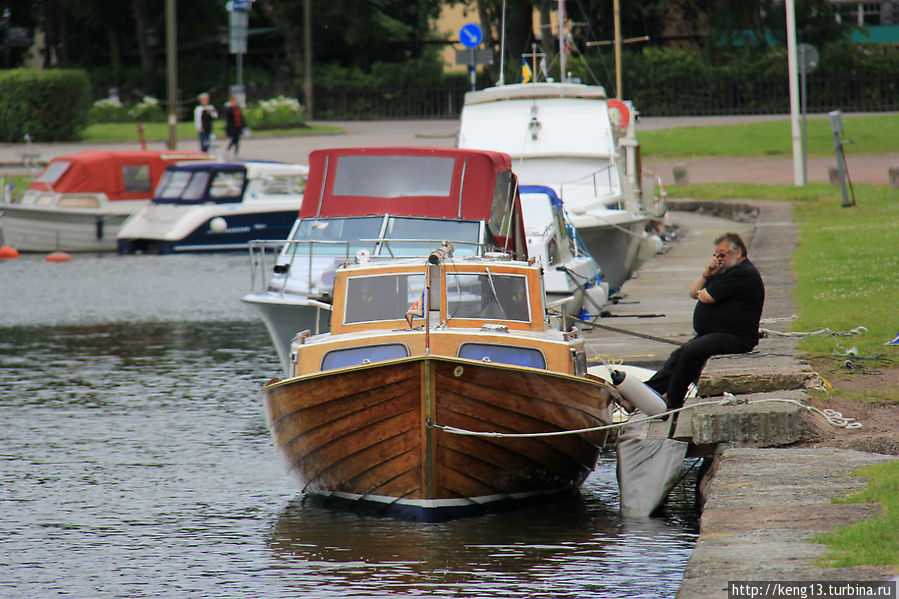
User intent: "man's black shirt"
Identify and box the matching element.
[692,259,765,344]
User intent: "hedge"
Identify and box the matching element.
[0,69,92,143]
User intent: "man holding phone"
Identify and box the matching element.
[645,232,766,411]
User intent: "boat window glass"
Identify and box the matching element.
[291,217,384,256]
[36,161,70,184]
[209,171,245,199]
[260,175,306,195]
[57,196,100,209]
[34,194,56,207]
[488,170,515,244]
[520,192,554,235]
[344,273,427,324]
[381,217,480,257]
[457,343,546,369]
[321,344,409,371]
[122,165,151,193]
[157,171,192,199]
[446,272,530,322]
[333,156,455,198]
[182,172,210,201]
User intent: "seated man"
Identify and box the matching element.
[646,232,765,410]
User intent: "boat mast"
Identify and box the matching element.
[613,0,622,98]
[558,0,566,82]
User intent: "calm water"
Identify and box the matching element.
[0,254,698,599]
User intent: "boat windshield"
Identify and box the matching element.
[445,272,530,322]
[287,216,481,258]
[333,155,455,198]
[153,169,245,204]
[290,217,385,256]
[380,217,480,257]
[36,161,70,184]
[344,273,427,324]
[520,192,555,235]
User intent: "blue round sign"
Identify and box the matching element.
[459,23,483,48]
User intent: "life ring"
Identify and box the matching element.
[607,98,630,131]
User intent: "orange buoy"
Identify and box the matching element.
[45,251,72,263]
[0,245,20,259]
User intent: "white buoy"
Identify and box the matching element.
[209,217,228,233]
[611,369,667,416]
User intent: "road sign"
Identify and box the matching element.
[455,49,493,66]
[459,23,482,48]
[226,0,254,12]
[798,43,818,72]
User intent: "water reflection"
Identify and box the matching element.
[0,280,698,598]
[267,456,698,598]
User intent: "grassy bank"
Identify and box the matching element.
[667,182,899,371]
[79,121,341,143]
[811,460,899,568]
[640,113,899,158]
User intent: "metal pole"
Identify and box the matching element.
[785,0,804,185]
[613,0,622,98]
[165,0,178,150]
[304,0,313,119]
[800,45,808,184]
[558,0,566,81]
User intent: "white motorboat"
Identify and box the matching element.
[0,149,207,252]
[116,160,308,254]
[458,81,665,290]
[519,184,609,319]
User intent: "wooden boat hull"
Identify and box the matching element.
[263,356,613,520]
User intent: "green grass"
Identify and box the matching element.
[79,121,342,143]
[668,182,899,366]
[640,113,899,159]
[811,460,899,568]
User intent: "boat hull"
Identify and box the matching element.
[0,205,136,252]
[263,356,613,521]
[242,291,332,375]
[574,217,648,291]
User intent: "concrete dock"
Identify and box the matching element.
[584,200,898,595]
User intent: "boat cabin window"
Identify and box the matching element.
[446,272,530,322]
[457,343,546,369]
[520,192,555,236]
[260,175,306,195]
[381,217,480,257]
[321,343,409,371]
[122,165,152,193]
[333,156,455,198]
[344,273,427,324]
[291,217,384,256]
[182,172,210,200]
[156,170,192,199]
[57,196,100,209]
[36,161,70,184]
[209,171,245,199]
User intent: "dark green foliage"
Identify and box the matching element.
[0,70,92,142]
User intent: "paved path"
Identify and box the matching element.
[2,116,896,185]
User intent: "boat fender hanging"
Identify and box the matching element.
[210,217,228,234]
[611,369,667,416]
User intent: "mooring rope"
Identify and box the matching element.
[426,396,861,438]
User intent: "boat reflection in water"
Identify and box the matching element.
[261,246,616,521]
[266,454,699,598]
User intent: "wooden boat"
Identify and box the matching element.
[0,149,208,252]
[261,247,615,521]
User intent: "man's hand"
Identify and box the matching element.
[703,256,723,278]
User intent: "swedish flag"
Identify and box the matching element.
[521,59,532,84]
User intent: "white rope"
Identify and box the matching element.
[759,325,868,338]
[427,396,861,438]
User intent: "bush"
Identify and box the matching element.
[127,96,166,122]
[244,96,305,129]
[88,97,130,123]
[0,69,92,142]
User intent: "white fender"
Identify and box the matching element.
[611,369,667,416]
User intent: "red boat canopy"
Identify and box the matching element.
[28,150,208,201]
[300,147,527,258]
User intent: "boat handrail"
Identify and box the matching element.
[247,239,351,296]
